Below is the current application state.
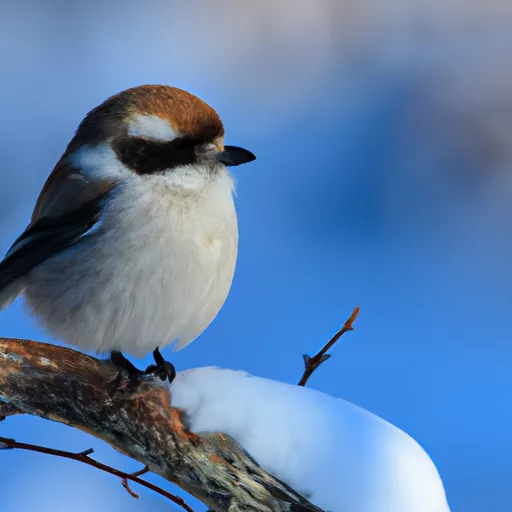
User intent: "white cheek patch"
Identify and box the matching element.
[71,143,128,180]
[127,114,177,142]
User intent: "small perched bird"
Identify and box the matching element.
[0,85,255,381]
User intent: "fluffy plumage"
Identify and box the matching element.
[0,85,254,357]
[23,145,238,355]
[172,367,451,512]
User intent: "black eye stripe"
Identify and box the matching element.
[112,137,201,175]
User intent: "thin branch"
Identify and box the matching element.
[77,448,95,457]
[0,436,194,512]
[298,306,360,386]
[122,465,150,499]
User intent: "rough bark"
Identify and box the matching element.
[0,338,324,512]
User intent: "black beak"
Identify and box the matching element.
[216,145,256,167]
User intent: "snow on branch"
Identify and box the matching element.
[0,338,324,512]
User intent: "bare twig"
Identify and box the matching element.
[122,465,150,499]
[298,306,360,386]
[0,436,194,511]
[77,448,95,457]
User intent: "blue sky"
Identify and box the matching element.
[1,2,512,511]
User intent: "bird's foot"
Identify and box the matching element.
[110,350,144,378]
[109,350,145,391]
[144,348,176,384]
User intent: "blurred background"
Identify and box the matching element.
[1,1,511,510]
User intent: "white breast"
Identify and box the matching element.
[24,156,238,358]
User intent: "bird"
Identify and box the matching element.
[0,85,255,382]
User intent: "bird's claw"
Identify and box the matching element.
[110,350,143,378]
[109,349,175,386]
[108,351,145,392]
[144,348,176,383]
[144,361,176,383]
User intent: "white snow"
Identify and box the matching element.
[171,367,450,512]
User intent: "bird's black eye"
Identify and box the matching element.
[112,137,199,175]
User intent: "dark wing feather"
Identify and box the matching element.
[0,157,115,310]
[0,192,108,293]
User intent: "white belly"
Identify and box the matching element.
[24,171,238,358]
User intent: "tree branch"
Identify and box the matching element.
[0,338,324,512]
[298,307,359,386]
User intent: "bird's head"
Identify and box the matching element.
[67,85,256,191]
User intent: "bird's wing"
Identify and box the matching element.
[31,158,113,221]
[0,161,114,307]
